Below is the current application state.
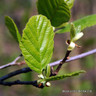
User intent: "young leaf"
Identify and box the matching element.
[45,64,51,77]
[45,70,85,82]
[37,0,71,27]
[5,16,21,43]
[20,15,54,74]
[70,23,76,40]
[64,0,75,9]
[70,23,83,42]
[56,14,96,33]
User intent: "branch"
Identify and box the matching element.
[0,67,32,81]
[50,49,96,66]
[0,54,24,69]
[1,48,96,70]
[0,68,44,88]
[0,49,96,81]
[0,49,96,87]
[51,50,71,76]
[0,80,44,88]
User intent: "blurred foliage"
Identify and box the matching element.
[80,81,92,90]
[39,87,61,96]
[83,55,95,69]
[82,38,96,48]
[0,0,31,15]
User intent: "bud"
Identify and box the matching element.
[72,32,84,42]
[53,27,55,31]
[38,74,44,79]
[46,82,51,87]
[70,23,76,40]
[45,64,51,77]
[67,41,75,51]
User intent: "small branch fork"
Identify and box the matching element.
[0,67,44,88]
[50,48,96,66]
[0,49,96,88]
[51,50,71,76]
[0,54,25,69]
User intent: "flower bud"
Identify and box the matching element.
[53,27,55,31]
[38,74,44,79]
[67,41,75,51]
[46,82,51,87]
[72,32,84,42]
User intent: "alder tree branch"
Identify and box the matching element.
[1,48,96,70]
[51,50,71,76]
[0,49,96,87]
[0,67,32,81]
[0,54,24,69]
[0,67,43,88]
[50,48,96,66]
[0,80,44,88]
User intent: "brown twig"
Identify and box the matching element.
[50,48,96,67]
[51,50,71,76]
[50,48,96,76]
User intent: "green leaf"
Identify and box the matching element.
[76,25,81,34]
[70,23,76,40]
[5,16,21,43]
[56,14,96,33]
[37,0,71,27]
[70,23,83,41]
[64,0,75,9]
[45,70,85,82]
[45,64,51,77]
[20,15,54,74]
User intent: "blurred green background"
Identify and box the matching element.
[0,0,96,96]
